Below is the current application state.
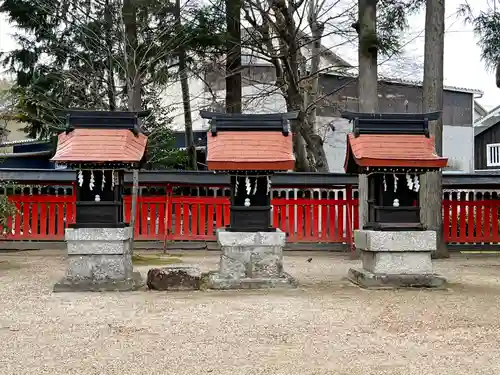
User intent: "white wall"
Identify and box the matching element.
[158,76,210,131]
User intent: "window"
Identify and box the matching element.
[486,143,500,167]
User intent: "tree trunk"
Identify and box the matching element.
[292,126,310,171]
[122,0,140,251]
[122,0,141,113]
[175,0,197,170]
[104,0,116,111]
[496,61,500,88]
[357,0,378,237]
[307,1,323,134]
[294,52,310,172]
[225,0,241,113]
[422,0,448,258]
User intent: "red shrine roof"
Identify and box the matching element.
[207,131,295,170]
[51,128,148,163]
[344,133,448,171]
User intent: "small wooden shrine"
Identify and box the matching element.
[200,111,296,232]
[51,110,148,228]
[342,111,448,231]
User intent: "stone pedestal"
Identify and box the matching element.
[208,229,296,289]
[53,227,144,292]
[348,230,446,289]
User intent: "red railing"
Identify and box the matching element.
[443,199,500,243]
[123,196,231,241]
[123,196,358,242]
[2,193,500,245]
[1,195,75,240]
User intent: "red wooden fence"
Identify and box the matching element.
[2,194,500,245]
[2,195,75,240]
[443,199,500,244]
[123,196,358,243]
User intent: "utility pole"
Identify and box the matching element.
[421,0,448,258]
[354,0,378,258]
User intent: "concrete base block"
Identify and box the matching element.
[53,271,144,292]
[211,229,297,289]
[350,229,447,289]
[361,250,433,274]
[354,230,437,252]
[54,226,143,293]
[348,268,447,290]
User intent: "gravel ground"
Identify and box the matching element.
[1,251,500,375]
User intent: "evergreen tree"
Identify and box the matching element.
[459,2,500,87]
[0,0,225,168]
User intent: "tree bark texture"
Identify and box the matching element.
[357,0,378,234]
[421,0,448,258]
[122,0,141,112]
[104,0,116,111]
[175,0,197,170]
[496,61,500,88]
[225,0,242,113]
[307,1,323,134]
[122,0,140,251]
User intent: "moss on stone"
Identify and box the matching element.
[132,254,183,266]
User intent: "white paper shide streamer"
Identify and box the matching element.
[101,170,106,191]
[252,177,258,195]
[393,173,398,192]
[245,177,251,195]
[382,174,387,192]
[413,175,420,192]
[406,173,413,190]
[111,170,117,191]
[77,170,84,187]
[266,176,271,195]
[89,170,95,191]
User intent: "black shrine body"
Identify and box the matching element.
[229,173,274,232]
[73,168,126,228]
[342,110,446,232]
[365,168,429,231]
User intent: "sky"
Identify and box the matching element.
[0,0,497,111]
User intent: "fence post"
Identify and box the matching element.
[163,184,172,251]
[129,169,139,251]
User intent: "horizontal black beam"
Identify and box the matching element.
[0,168,498,188]
[199,111,299,121]
[125,170,229,185]
[272,172,357,186]
[441,173,500,188]
[59,109,150,119]
[341,111,440,121]
[126,171,500,188]
[124,170,358,186]
[0,168,76,183]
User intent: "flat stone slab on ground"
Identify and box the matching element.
[147,264,202,291]
[208,271,297,290]
[348,268,447,290]
[53,271,144,292]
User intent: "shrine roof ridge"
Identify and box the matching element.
[199,111,298,136]
[341,111,441,137]
[59,109,150,133]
